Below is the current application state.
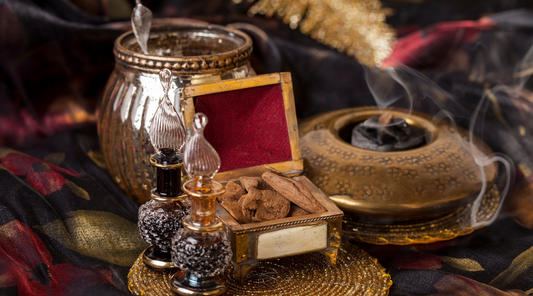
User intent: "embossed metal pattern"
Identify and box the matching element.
[298,107,497,220]
[128,242,392,296]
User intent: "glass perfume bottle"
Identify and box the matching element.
[171,113,232,296]
[138,69,190,269]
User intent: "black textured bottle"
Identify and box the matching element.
[138,68,189,269]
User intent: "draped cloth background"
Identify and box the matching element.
[2,0,533,295]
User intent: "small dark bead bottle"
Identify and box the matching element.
[139,198,190,251]
[171,226,231,278]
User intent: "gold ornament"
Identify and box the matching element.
[247,0,395,66]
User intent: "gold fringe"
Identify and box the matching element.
[246,0,395,66]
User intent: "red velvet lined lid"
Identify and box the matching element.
[195,84,292,172]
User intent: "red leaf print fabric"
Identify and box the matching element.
[383,18,497,68]
[0,220,113,295]
[0,152,79,196]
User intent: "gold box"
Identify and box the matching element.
[182,72,343,281]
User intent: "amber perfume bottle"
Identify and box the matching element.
[138,69,190,269]
[171,113,232,296]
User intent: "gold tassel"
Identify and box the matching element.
[246,0,395,66]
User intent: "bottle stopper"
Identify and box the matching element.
[131,0,152,55]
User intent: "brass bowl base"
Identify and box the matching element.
[143,246,176,269]
[343,185,501,245]
[128,242,392,296]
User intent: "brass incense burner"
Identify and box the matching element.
[299,107,498,224]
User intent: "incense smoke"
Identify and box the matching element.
[364,61,515,229]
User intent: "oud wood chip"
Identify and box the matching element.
[221,200,252,224]
[240,176,274,192]
[241,188,290,222]
[218,181,246,203]
[262,171,326,214]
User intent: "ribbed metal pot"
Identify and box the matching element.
[97,23,254,203]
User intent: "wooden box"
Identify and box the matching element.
[181,72,343,281]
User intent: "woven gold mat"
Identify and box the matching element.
[128,242,392,295]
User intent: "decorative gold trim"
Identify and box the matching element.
[114,24,253,75]
[182,180,226,198]
[182,216,225,232]
[182,73,281,97]
[171,273,226,296]
[142,247,176,269]
[149,155,183,170]
[280,72,303,173]
[151,190,188,202]
[232,214,343,235]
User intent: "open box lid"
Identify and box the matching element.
[181,72,303,182]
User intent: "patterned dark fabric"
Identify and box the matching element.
[1,0,533,295]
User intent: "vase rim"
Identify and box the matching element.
[114,23,253,75]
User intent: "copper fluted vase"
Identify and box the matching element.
[97,23,254,203]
